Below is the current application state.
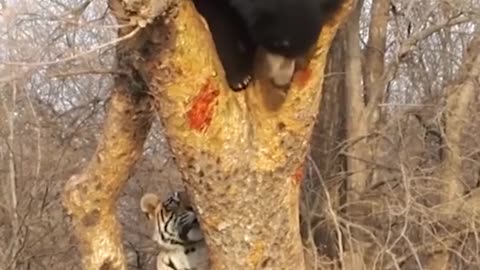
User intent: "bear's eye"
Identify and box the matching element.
[273,40,290,49]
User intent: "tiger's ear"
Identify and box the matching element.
[177,191,193,208]
[140,193,160,220]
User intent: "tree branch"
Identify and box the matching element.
[62,85,152,270]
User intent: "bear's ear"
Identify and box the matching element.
[140,193,160,220]
[229,0,259,25]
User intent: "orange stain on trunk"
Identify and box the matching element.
[293,68,312,88]
[187,78,220,132]
[293,163,305,185]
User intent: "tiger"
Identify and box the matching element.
[140,191,210,270]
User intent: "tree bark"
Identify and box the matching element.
[344,0,370,201]
[344,0,390,201]
[304,31,348,259]
[62,85,152,270]
[363,0,389,105]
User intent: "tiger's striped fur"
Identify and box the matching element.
[140,191,210,270]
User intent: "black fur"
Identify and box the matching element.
[194,0,255,90]
[194,0,342,90]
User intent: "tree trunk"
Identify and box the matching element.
[341,0,390,268]
[425,35,480,270]
[344,0,370,202]
[303,31,348,260]
[363,0,389,105]
[62,85,153,270]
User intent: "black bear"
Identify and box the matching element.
[194,0,342,90]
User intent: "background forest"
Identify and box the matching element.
[1,0,480,269]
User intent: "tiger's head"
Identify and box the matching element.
[140,191,205,251]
